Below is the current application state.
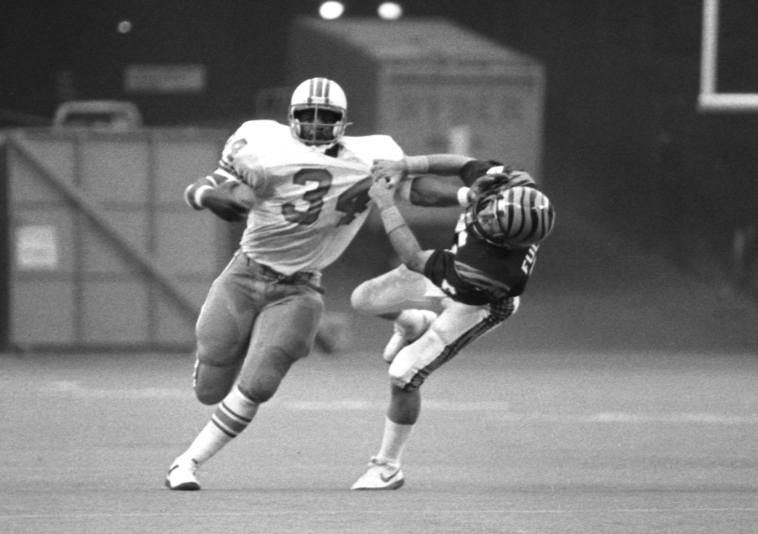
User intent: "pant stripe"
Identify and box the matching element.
[406,298,518,390]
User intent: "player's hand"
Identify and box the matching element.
[371,159,408,189]
[467,173,511,204]
[368,176,396,210]
[202,181,251,222]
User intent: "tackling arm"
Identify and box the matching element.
[368,178,433,274]
[374,154,480,209]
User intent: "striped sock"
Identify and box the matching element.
[182,387,259,466]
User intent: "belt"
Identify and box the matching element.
[242,253,324,294]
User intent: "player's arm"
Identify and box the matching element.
[368,178,433,274]
[379,154,537,208]
[183,170,255,222]
[375,154,487,209]
[373,154,475,180]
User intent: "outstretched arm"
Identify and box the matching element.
[368,178,433,274]
[373,154,477,208]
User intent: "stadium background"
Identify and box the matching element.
[1,0,757,353]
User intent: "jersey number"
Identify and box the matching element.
[281,169,372,226]
[520,245,538,275]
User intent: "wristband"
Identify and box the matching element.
[405,155,430,174]
[457,187,471,207]
[193,185,214,208]
[380,206,406,234]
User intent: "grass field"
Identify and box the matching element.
[2,346,758,534]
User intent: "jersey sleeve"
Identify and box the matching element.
[222,121,284,192]
[183,121,272,211]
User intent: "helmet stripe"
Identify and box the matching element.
[512,187,527,237]
[523,188,541,242]
[473,185,555,247]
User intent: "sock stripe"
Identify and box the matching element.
[221,400,254,423]
[210,417,237,438]
[212,410,250,436]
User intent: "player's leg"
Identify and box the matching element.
[352,297,520,490]
[169,252,322,490]
[351,265,443,360]
[388,297,516,390]
[167,284,323,490]
[235,287,323,405]
[351,264,445,317]
[350,382,415,491]
[382,309,439,363]
[167,254,260,490]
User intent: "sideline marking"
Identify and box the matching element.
[37,381,758,424]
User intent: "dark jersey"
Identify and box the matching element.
[422,160,541,306]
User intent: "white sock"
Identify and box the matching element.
[376,417,414,466]
[180,386,259,466]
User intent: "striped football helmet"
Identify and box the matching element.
[289,77,348,147]
[466,184,555,248]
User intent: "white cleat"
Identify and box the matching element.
[165,458,201,491]
[382,310,437,363]
[351,457,405,490]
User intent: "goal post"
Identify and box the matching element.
[698,0,758,112]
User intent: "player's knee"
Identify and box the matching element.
[236,348,295,404]
[391,374,423,392]
[195,382,229,406]
[388,328,445,392]
[350,281,373,312]
[193,361,239,405]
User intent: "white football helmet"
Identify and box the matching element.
[466,184,555,248]
[288,77,348,147]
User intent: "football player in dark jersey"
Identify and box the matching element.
[351,154,555,490]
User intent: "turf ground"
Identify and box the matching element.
[2,347,758,534]
[3,211,758,533]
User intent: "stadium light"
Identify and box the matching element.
[117,20,133,34]
[319,1,345,20]
[378,2,403,20]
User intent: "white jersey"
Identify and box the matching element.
[216,120,404,275]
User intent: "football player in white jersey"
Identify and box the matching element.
[350,155,555,490]
[165,78,463,490]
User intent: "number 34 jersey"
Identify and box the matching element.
[218,120,404,275]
